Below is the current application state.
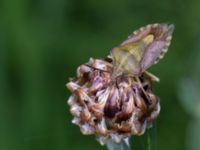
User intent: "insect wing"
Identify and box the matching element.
[111,23,174,76]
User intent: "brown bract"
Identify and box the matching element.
[66,57,160,145]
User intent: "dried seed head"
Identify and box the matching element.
[66,23,173,145]
[66,57,160,145]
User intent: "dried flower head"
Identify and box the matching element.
[66,23,174,145]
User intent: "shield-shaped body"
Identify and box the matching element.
[111,23,174,77]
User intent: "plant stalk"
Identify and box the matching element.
[106,139,131,150]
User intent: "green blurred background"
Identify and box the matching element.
[1,0,200,150]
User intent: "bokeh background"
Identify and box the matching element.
[1,0,200,150]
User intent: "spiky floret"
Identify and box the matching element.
[66,57,160,145]
[66,23,174,145]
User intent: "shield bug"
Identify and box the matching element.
[111,23,174,78]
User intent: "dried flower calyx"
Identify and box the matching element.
[66,23,174,145]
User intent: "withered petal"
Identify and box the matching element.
[67,56,160,144]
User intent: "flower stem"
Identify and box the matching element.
[147,123,157,150]
[106,139,131,150]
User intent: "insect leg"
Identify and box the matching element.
[144,71,160,82]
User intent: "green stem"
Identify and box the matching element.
[147,131,152,150]
[147,123,157,150]
[106,139,131,150]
